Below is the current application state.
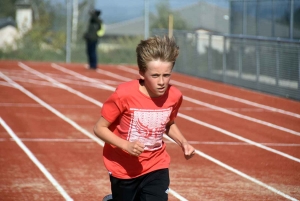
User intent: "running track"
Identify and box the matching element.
[0,60,299,201]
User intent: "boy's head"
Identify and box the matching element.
[136,35,179,73]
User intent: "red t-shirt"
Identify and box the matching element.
[101,79,182,179]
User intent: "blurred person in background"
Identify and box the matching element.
[83,9,102,70]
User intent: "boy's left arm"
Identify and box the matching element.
[166,121,195,160]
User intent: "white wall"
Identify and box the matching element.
[16,8,33,34]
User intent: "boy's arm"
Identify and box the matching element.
[93,116,144,156]
[166,121,195,160]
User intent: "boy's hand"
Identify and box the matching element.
[127,141,145,157]
[181,142,195,160]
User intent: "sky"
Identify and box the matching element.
[50,0,228,24]
[95,0,201,23]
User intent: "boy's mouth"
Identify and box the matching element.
[158,87,165,92]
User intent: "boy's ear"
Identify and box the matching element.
[139,70,145,80]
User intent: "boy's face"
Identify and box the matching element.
[139,59,173,97]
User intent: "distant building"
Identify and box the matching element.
[0,0,32,50]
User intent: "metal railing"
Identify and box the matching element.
[155,30,300,100]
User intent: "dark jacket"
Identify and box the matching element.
[84,14,102,42]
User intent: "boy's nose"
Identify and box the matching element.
[158,76,164,85]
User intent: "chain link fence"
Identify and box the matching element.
[153,29,300,100]
[0,0,299,100]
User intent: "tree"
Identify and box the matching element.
[150,0,188,31]
[0,0,17,19]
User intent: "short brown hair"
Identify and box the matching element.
[136,35,179,73]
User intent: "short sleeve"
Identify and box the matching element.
[101,91,124,123]
[169,94,183,121]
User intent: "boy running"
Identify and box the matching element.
[94,35,195,201]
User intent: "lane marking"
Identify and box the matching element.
[51,63,115,91]
[17,63,104,108]
[0,118,73,201]
[118,65,300,119]
[0,103,98,108]
[8,138,94,142]
[167,141,300,147]
[0,71,105,200]
[15,63,189,201]
[179,113,300,163]
[183,96,300,136]
[43,64,299,200]
[93,66,300,136]
[14,64,300,136]
[1,137,300,147]
[9,63,298,200]
[1,69,119,89]
[0,81,14,87]
[164,135,299,201]
[48,63,300,163]
[3,64,187,201]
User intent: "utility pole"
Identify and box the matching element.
[72,0,78,46]
[66,0,72,63]
[144,0,149,39]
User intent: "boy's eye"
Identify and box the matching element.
[152,74,159,78]
[163,74,171,77]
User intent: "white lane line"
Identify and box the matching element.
[0,73,105,148]
[183,96,300,136]
[180,107,267,112]
[49,63,300,163]
[14,63,189,201]
[0,118,73,201]
[167,141,300,147]
[117,65,300,119]
[45,64,299,200]
[96,68,131,82]
[8,138,94,142]
[164,135,299,201]
[0,81,14,87]
[1,138,300,147]
[179,113,300,163]
[0,103,98,109]
[94,66,300,137]
[168,188,187,201]
[51,63,115,91]
[18,63,104,108]
[7,63,187,201]
[1,70,120,89]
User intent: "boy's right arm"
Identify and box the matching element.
[93,116,145,156]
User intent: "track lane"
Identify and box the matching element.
[1,60,298,200]
[115,65,300,131]
[15,62,300,200]
[0,62,183,200]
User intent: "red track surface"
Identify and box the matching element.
[0,60,299,201]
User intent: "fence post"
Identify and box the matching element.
[222,36,227,82]
[290,0,294,39]
[196,32,200,76]
[239,38,243,79]
[276,41,280,86]
[66,0,72,63]
[256,40,260,87]
[208,34,212,77]
[144,0,149,39]
[298,46,300,99]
